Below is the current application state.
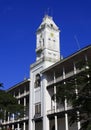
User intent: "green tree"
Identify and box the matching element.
[56,61,91,130]
[0,84,24,126]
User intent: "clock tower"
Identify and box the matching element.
[29,15,61,130]
[36,15,60,63]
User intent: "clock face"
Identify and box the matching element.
[48,32,56,43]
[50,32,54,37]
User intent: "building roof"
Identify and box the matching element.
[6,78,30,92]
[37,15,59,32]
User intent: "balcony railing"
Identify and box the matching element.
[47,69,84,87]
[47,106,72,115]
[47,71,74,86]
[36,46,43,53]
[47,76,63,86]
[47,107,64,115]
[16,91,29,99]
[1,116,29,125]
[34,113,41,119]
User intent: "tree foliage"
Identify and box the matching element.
[0,84,24,122]
[56,60,91,130]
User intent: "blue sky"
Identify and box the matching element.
[0,0,91,89]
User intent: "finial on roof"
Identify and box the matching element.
[44,8,53,20]
[24,75,27,80]
[43,14,53,21]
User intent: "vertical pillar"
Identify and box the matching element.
[43,116,49,130]
[77,111,80,130]
[32,121,35,130]
[74,63,81,130]
[8,112,10,122]
[43,75,50,130]
[65,98,68,130]
[24,97,26,106]
[23,122,26,130]
[55,116,57,130]
[63,67,65,79]
[63,68,69,130]
[12,113,15,121]
[85,54,88,63]
[0,120,2,130]
[4,110,6,123]
[13,92,15,97]
[12,124,14,130]
[17,123,20,129]
[24,87,27,117]
[29,76,35,130]
[74,63,76,75]
[85,54,89,69]
[18,99,20,105]
[24,97,26,117]
[54,72,58,130]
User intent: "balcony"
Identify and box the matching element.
[33,113,42,121]
[47,71,74,87]
[1,116,29,125]
[47,107,64,115]
[47,76,63,86]
[36,46,43,53]
[16,91,29,99]
[47,106,72,115]
[47,69,84,87]
[34,113,41,118]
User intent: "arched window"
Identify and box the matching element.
[35,74,41,88]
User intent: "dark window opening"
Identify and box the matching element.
[35,74,41,88]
